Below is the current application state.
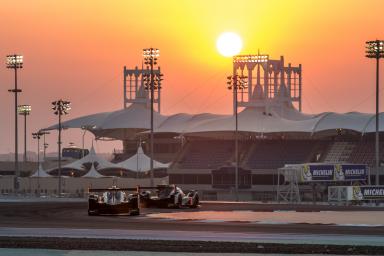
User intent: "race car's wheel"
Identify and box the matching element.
[129,208,140,216]
[88,210,99,216]
[140,191,151,199]
[175,194,182,208]
[190,195,199,208]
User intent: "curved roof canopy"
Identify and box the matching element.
[43,102,384,139]
[44,103,167,140]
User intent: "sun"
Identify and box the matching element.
[216,32,243,57]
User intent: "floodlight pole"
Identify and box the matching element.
[81,125,95,158]
[81,126,88,159]
[7,54,23,192]
[52,99,71,196]
[366,40,384,185]
[18,105,31,163]
[40,131,50,161]
[13,65,19,189]
[37,134,40,192]
[82,129,86,158]
[23,113,27,162]
[234,76,239,202]
[227,74,247,201]
[376,55,380,185]
[43,142,48,161]
[32,132,42,192]
[150,64,155,187]
[58,113,62,195]
[143,48,162,187]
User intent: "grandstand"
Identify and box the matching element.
[40,52,384,201]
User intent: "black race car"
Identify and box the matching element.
[88,186,139,216]
[139,185,199,208]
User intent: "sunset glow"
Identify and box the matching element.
[1,0,384,153]
[216,32,243,57]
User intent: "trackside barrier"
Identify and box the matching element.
[328,185,384,202]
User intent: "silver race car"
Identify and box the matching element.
[139,185,199,208]
[88,186,139,216]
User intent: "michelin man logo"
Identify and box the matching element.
[352,186,364,201]
[334,164,345,181]
[302,165,312,181]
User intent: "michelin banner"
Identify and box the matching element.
[301,164,367,182]
[349,186,384,200]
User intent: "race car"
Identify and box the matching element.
[88,186,140,216]
[139,185,199,208]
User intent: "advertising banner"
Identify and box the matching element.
[334,164,367,181]
[301,165,334,182]
[301,164,367,182]
[349,186,384,200]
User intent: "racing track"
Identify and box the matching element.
[0,201,384,254]
[1,201,384,234]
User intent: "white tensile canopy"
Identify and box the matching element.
[42,100,384,139]
[63,145,119,171]
[43,103,167,140]
[82,163,106,178]
[116,145,170,172]
[30,163,52,178]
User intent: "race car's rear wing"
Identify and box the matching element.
[89,188,137,192]
[138,185,177,190]
[88,185,177,193]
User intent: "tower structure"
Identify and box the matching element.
[232,53,302,114]
[123,66,162,112]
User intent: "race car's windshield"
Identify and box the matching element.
[158,187,173,198]
[102,191,126,204]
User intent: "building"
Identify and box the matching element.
[30,53,384,200]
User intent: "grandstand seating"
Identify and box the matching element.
[143,137,384,170]
[177,140,235,169]
[244,140,319,169]
[174,139,335,170]
[348,140,384,166]
[323,141,356,163]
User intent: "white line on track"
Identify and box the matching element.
[0,227,383,246]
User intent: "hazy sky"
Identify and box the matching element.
[0,0,383,154]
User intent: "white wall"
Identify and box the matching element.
[0,176,169,196]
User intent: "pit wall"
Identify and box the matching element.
[0,176,319,202]
[0,176,169,197]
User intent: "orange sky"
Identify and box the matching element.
[0,0,384,154]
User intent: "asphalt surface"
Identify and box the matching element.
[1,201,384,254]
[0,201,383,235]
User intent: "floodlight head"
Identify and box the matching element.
[366,40,384,58]
[226,74,248,91]
[233,54,269,63]
[143,48,160,58]
[32,132,42,139]
[81,125,96,130]
[6,54,23,69]
[52,99,71,115]
[17,104,31,115]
